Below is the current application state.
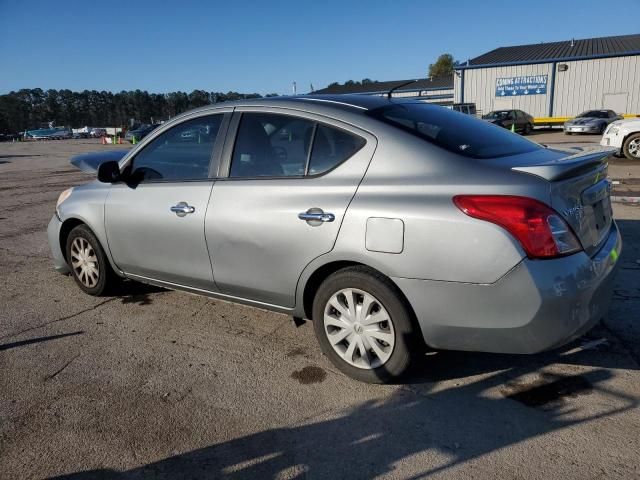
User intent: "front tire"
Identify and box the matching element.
[66,224,116,296]
[623,133,640,160]
[312,267,417,383]
[523,123,532,135]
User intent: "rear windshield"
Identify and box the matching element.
[368,103,540,159]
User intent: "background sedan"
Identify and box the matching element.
[482,109,534,135]
[564,110,622,135]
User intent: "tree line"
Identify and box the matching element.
[0,88,279,133]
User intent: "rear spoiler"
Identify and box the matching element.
[512,148,613,181]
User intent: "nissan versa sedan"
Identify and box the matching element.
[48,95,621,383]
[564,110,622,134]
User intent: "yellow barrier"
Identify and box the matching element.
[534,113,640,125]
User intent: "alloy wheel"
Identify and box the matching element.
[323,288,395,369]
[70,237,99,288]
[629,138,640,158]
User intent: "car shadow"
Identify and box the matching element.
[110,280,167,306]
[49,357,636,479]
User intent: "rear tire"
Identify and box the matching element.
[66,224,117,296]
[312,266,417,383]
[623,133,640,160]
[523,123,532,135]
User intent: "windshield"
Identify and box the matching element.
[369,103,540,159]
[483,110,510,120]
[577,110,608,118]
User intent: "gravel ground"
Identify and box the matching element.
[1,138,639,479]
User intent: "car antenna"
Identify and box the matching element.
[387,79,418,99]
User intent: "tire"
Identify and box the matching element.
[565,131,572,135]
[623,133,640,160]
[66,224,116,296]
[312,266,418,383]
[523,123,532,135]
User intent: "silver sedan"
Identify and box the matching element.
[48,95,621,383]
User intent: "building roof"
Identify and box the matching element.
[465,33,640,68]
[313,76,453,95]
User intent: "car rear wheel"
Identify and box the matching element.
[523,123,532,135]
[66,224,116,296]
[312,266,417,383]
[623,133,640,160]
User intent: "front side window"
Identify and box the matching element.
[129,115,223,182]
[229,113,365,178]
[370,103,540,159]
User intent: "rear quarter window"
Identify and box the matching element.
[369,103,541,159]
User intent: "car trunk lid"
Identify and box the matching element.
[510,147,613,256]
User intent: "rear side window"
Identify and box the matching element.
[229,112,365,178]
[308,124,366,175]
[369,103,540,159]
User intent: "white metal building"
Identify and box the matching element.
[454,33,640,118]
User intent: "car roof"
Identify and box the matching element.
[183,94,407,117]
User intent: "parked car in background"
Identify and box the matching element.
[482,109,534,134]
[125,124,160,143]
[450,103,477,115]
[49,95,620,383]
[601,117,640,160]
[564,110,622,135]
[89,128,107,138]
[0,132,20,142]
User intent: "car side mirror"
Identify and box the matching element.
[97,160,122,183]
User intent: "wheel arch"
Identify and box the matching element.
[59,217,86,262]
[300,260,425,347]
[622,130,640,156]
[59,216,124,277]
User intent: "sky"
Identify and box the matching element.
[1,0,639,95]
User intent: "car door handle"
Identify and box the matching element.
[298,209,335,223]
[170,202,195,217]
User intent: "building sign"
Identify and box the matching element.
[495,75,548,96]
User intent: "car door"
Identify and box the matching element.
[205,108,376,307]
[105,111,230,290]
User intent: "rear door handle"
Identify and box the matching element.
[298,209,335,223]
[170,202,195,217]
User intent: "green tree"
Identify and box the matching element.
[428,53,458,77]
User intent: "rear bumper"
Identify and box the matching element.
[47,214,70,274]
[394,222,622,354]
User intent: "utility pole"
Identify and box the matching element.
[292,81,297,95]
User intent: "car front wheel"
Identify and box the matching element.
[312,267,418,383]
[66,224,116,295]
[623,133,640,160]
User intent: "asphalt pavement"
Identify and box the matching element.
[1,138,639,479]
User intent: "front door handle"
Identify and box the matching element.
[298,208,335,223]
[170,202,195,217]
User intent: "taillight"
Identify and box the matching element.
[453,195,582,259]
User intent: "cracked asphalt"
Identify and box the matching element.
[1,138,639,479]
